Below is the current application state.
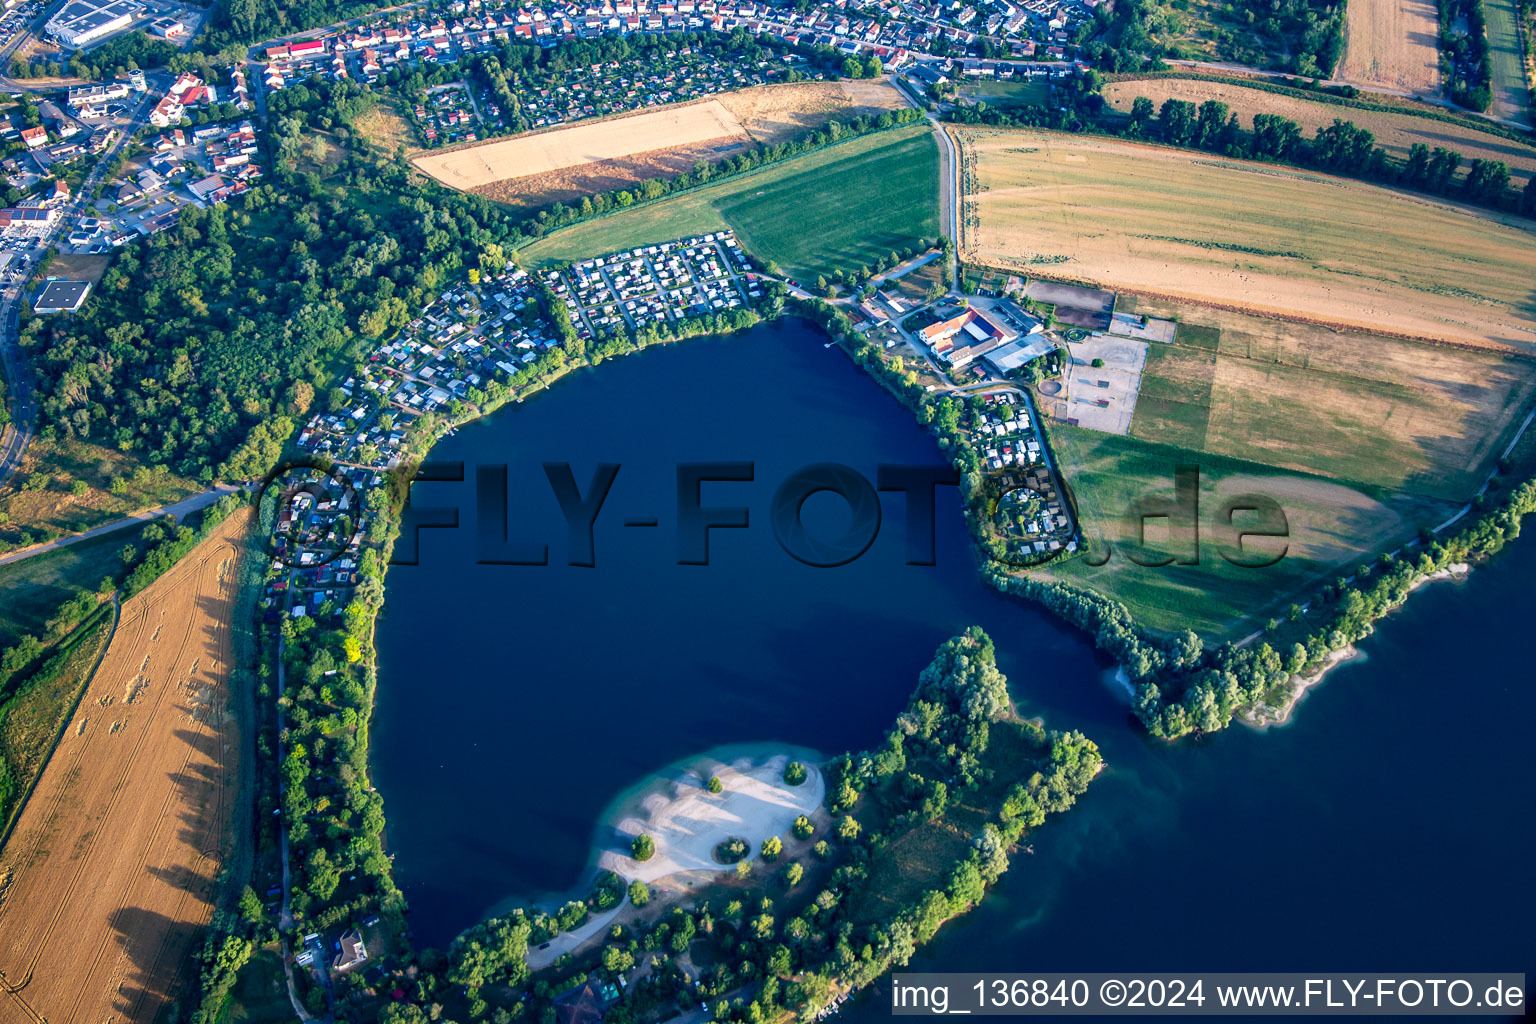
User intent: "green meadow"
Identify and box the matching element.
[521,125,940,281]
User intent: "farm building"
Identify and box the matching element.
[921,307,1018,367]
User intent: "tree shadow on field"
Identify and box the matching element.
[107,905,199,1023]
[167,727,233,862]
[195,592,231,665]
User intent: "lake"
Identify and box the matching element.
[373,318,1534,981]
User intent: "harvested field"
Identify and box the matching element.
[414,100,747,191]
[471,141,752,209]
[0,512,250,1024]
[1337,0,1441,93]
[961,128,1536,351]
[444,81,909,208]
[1100,78,1536,184]
[718,79,909,144]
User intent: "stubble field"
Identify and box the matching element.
[1099,77,1536,184]
[413,99,749,190]
[960,129,1536,351]
[418,81,911,209]
[1336,0,1442,93]
[0,512,249,1024]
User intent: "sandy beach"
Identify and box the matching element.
[601,752,824,884]
[1241,562,1472,728]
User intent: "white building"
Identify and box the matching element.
[44,0,141,47]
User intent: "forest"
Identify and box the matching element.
[1087,0,1347,76]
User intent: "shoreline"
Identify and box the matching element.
[478,741,824,923]
[1239,562,1472,729]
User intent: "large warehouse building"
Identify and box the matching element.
[44,0,141,48]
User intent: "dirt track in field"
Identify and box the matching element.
[0,511,250,1024]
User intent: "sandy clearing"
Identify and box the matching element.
[413,100,747,190]
[0,512,250,1024]
[1100,78,1536,184]
[1337,0,1441,93]
[601,754,823,884]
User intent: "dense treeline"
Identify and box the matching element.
[203,0,388,50]
[7,30,178,79]
[424,630,1099,1024]
[994,477,1536,737]
[1438,0,1495,111]
[1086,0,1345,75]
[950,89,1536,216]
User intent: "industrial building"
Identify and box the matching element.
[44,0,140,47]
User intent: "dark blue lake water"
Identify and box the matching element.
[373,319,1535,984]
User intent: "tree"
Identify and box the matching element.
[792,815,814,840]
[631,833,655,861]
[707,775,724,794]
[761,836,783,860]
[783,761,808,785]
[1125,95,1154,138]
[784,862,804,886]
[837,816,861,842]
[628,880,650,906]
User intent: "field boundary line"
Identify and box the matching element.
[517,122,931,257]
[0,597,119,854]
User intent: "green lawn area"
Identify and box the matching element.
[1034,424,1452,641]
[957,77,1050,109]
[0,523,155,648]
[521,125,940,282]
[1484,0,1533,124]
